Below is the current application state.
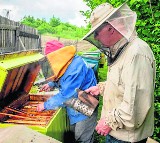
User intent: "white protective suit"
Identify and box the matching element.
[83,3,156,142]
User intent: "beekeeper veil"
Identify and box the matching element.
[82,2,137,57]
[39,40,76,81]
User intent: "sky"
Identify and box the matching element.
[0,0,90,27]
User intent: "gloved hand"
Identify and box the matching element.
[96,118,112,136]
[36,103,45,112]
[85,86,100,96]
[39,84,51,92]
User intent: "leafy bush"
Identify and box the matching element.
[130,1,160,141]
[21,16,89,40]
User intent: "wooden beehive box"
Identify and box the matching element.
[0,50,68,142]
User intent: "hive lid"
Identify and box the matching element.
[0,50,44,101]
[0,125,61,143]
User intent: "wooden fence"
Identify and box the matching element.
[0,15,41,54]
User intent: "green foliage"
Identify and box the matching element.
[37,23,55,34]
[29,86,39,94]
[88,47,98,51]
[49,16,61,27]
[98,64,107,82]
[82,0,160,142]
[50,23,88,39]
[130,1,160,141]
[77,51,83,56]
[94,63,107,143]
[21,16,89,40]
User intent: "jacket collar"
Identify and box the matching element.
[107,30,137,65]
[110,30,137,57]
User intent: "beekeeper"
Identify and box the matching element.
[84,2,156,143]
[36,40,98,143]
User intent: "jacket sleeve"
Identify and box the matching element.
[44,65,89,110]
[48,81,59,88]
[105,54,155,130]
[97,81,106,96]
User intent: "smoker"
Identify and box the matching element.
[0,50,68,142]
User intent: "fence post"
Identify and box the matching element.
[38,34,42,50]
[15,26,20,51]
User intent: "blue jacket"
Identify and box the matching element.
[44,55,97,125]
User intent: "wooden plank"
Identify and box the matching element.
[0,25,17,30]
[29,94,52,101]
[0,112,37,120]
[15,64,29,92]
[0,17,2,47]
[11,67,22,92]
[4,68,19,97]
[23,63,41,93]
[4,119,47,125]
[0,125,62,143]
[0,47,16,53]
[0,16,41,52]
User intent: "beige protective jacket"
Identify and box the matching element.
[100,35,156,142]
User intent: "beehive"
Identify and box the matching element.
[0,50,68,142]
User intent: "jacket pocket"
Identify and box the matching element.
[107,67,124,99]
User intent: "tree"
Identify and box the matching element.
[49,15,61,27]
[21,16,36,27]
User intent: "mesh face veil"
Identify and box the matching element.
[83,3,137,47]
[83,3,137,65]
[39,57,54,81]
[107,4,137,41]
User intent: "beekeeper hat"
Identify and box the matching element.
[82,1,136,41]
[44,40,64,55]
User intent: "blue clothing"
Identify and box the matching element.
[44,55,97,125]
